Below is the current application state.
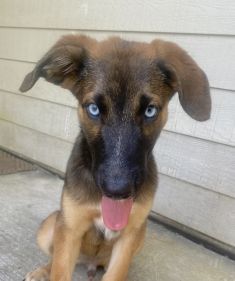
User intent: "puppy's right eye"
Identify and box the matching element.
[86,103,100,118]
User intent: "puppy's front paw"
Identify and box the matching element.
[23,266,50,281]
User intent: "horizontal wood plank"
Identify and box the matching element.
[153,174,235,247]
[155,131,235,198]
[0,120,72,172]
[1,0,235,35]
[0,28,235,91]
[0,90,79,143]
[165,93,235,147]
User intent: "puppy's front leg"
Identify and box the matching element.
[102,225,146,281]
[50,222,82,281]
[50,193,96,281]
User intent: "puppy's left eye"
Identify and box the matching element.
[144,105,158,119]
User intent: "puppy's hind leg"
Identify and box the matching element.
[23,210,59,281]
[37,210,59,256]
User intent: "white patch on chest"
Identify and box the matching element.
[94,217,120,241]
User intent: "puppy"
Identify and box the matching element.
[20,35,211,281]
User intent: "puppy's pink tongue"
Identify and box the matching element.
[101,196,133,231]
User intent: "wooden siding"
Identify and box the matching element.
[1,0,235,35]
[0,28,235,91]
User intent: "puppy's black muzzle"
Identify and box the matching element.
[95,122,145,199]
[97,169,135,199]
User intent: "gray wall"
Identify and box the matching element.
[0,0,235,246]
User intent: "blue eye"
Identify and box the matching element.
[87,103,100,118]
[144,105,158,119]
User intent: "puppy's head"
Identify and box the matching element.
[20,35,211,225]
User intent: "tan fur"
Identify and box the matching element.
[37,210,59,256]
[25,263,51,281]
[20,34,210,281]
[33,191,150,281]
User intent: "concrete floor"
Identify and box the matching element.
[0,170,235,281]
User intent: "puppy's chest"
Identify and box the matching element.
[94,217,121,241]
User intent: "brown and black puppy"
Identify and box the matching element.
[20,35,211,281]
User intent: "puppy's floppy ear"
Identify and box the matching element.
[152,40,211,121]
[19,35,96,93]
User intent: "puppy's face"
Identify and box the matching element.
[20,35,211,201]
[77,46,172,199]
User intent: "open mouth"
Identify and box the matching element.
[101,196,133,231]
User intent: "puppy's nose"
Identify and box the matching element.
[102,177,132,199]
